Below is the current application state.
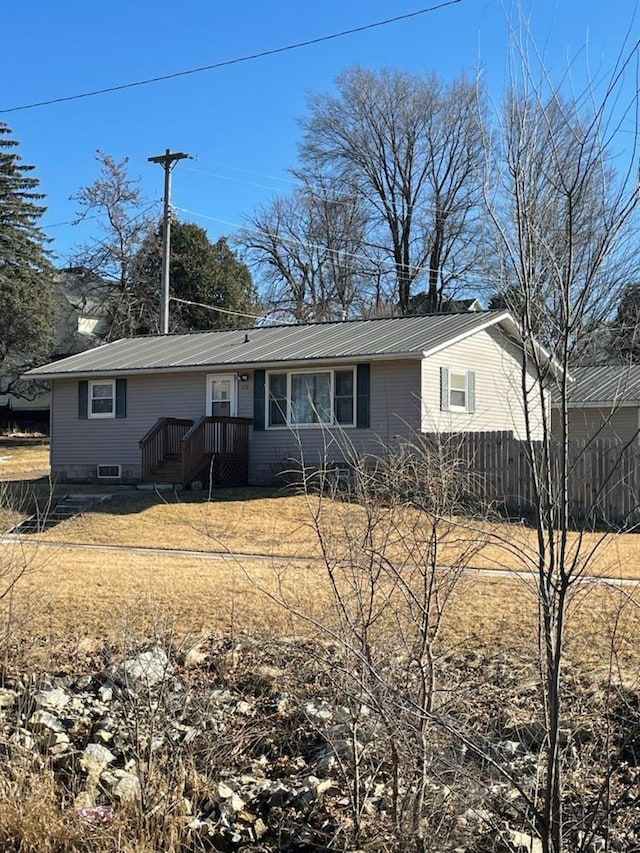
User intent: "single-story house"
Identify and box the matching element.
[25,310,548,487]
[552,364,640,444]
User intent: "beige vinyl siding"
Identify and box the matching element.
[248,360,421,484]
[555,406,640,444]
[421,325,546,440]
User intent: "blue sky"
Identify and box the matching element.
[3,0,638,269]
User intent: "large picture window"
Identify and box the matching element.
[267,368,355,427]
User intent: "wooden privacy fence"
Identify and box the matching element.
[424,432,640,525]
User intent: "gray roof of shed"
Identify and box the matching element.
[27,311,514,379]
[563,365,640,406]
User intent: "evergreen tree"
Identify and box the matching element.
[609,283,640,362]
[133,221,260,333]
[0,122,54,396]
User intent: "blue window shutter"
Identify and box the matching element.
[356,363,370,429]
[467,371,476,413]
[253,370,265,430]
[440,366,449,411]
[115,378,127,418]
[78,380,88,419]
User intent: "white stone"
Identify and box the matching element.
[113,773,141,802]
[34,687,70,711]
[120,647,172,688]
[80,742,116,778]
[509,829,543,853]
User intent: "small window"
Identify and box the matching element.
[449,371,468,411]
[440,367,475,414]
[97,464,121,479]
[89,381,115,418]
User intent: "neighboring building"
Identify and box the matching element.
[552,364,640,444]
[1,268,113,426]
[25,311,548,486]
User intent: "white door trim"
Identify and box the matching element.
[206,373,238,417]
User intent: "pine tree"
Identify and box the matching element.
[133,222,260,333]
[0,122,54,396]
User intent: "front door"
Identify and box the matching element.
[207,374,237,417]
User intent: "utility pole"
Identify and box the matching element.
[148,149,191,334]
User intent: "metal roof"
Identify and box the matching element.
[26,311,513,379]
[562,365,640,406]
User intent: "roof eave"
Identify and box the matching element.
[26,350,425,380]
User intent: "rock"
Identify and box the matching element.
[0,688,17,709]
[80,743,116,779]
[509,829,543,853]
[184,644,208,668]
[29,710,65,733]
[34,687,70,711]
[230,793,246,812]
[117,647,172,689]
[113,772,141,803]
[217,781,234,799]
[98,684,114,702]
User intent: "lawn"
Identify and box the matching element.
[37,486,640,579]
[3,538,639,675]
[0,435,49,479]
[2,436,640,672]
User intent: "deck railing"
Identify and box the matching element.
[181,416,253,486]
[139,417,193,480]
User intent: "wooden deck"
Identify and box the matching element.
[139,416,252,487]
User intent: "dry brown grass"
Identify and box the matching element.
[37,489,640,580]
[42,488,320,557]
[4,539,640,674]
[0,437,49,479]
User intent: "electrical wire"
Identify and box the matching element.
[170,296,265,320]
[174,205,485,282]
[0,2,461,114]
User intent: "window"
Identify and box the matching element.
[206,374,238,417]
[267,368,355,427]
[97,464,121,479]
[440,367,475,414]
[449,371,468,411]
[78,316,109,336]
[79,379,126,419]
[89,380,115,418]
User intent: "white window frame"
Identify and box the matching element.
[97,464,122,479]
[206,373,238,417]
[448,370,469,412]
[88,379,115,419]
[266,367,356,429]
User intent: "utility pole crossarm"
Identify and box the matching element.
[148,148,191,334]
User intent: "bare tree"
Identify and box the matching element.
[300,67,487,313]
[239,175,376,321]
[486,37,640,853]
[71,151,158,339]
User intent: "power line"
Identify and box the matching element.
[0,2,461,114]
[170,296,265,321]
[175,205,483,283]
